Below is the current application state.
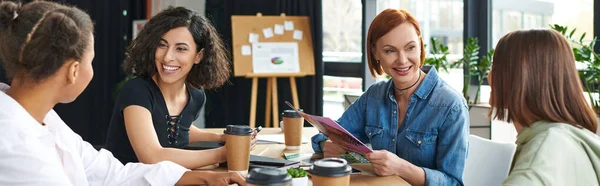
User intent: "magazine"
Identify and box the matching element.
[285,102,373,154]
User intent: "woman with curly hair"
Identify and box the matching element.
[0,2,245,185]
[105,7,253,169]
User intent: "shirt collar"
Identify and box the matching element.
[0,91,46,137]
[386,66,440,100]
[515,121,557,145]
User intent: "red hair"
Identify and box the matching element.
[366,9,425,78]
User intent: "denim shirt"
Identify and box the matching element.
[312,67,469,186]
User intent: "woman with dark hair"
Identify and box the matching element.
[311,9,469,185]
[489,29,600,185]
[105,6,255,169]
[0,1,245,185]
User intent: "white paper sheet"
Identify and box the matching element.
[248,33,259,43]
[293,30,303,40]
[252,42,300,73]
[241,45,251,56]
[274,24,284,35]
[257,134,309,144]
[263,27,274,38]
[284,20,294,31]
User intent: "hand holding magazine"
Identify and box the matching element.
[285,101,373,154]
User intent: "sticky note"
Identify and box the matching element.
[274,24,284,35]
[284,20,294,31]
[293,30,303,40]
[263,27,274,38]
[249,33,259,43]
[241,45,251,56]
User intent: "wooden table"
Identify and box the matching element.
[203,127,410,186]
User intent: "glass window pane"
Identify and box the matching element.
[322,0,362,63]
[492,0,593,47]
[488,0,594,104]
[321,0,364,118]
[323,76,363,119]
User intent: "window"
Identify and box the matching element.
[322,0,363,119]
[493,0,593,47]
[377,0,465,94]
[486,0,594,104]
[322,0,363,63]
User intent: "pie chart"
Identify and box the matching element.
[271,57,284,65]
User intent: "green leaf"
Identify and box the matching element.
[287,167,308,178]
[580,33,587,43]
[569,28,577,39]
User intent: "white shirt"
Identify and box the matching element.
[0,90,188,186]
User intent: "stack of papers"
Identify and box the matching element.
[256,134,309,144]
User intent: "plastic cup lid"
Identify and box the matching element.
[246,168,292,185]
[223,125,253,136]
[281,109,302,118]
[308,158,352,177]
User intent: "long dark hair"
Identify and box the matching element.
[489,29,598,132]
[123,7,230,89]
[0,1,93,82]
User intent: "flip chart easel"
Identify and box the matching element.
[231,13,315,128]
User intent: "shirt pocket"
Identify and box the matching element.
[401,130,438,168]
[365,125,384,148]
[405,130,438,148]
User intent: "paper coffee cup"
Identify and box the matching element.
[308,158,352,186]
[282,110,303,150]
[246,167,292,186]
[224,125,253,174]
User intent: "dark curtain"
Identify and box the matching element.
[0,61,6,84]
[204,0,324,128]
[43,0,146,145]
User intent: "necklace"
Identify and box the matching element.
[395,71,422,95]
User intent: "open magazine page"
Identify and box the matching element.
[285,102,372,154]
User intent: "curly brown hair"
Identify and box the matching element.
[0,1,93,82]
[123,6,230,89]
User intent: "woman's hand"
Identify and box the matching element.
[218,133,226,142]
[365,150,406,176]
[176,171,247,186]
[323,140,347,158]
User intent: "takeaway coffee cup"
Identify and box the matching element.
[308,158,352,186]
[246,167,292,186]
[281,110,304,150]
[224,125,253,174]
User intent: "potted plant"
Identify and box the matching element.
[450,37,495,105]
[473,49,494,105]
[551,24,600,116]
[287,167,308,186]
[424,38,451,73]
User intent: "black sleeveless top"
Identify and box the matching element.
[105,77,205,164]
